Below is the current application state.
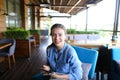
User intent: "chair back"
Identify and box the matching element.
[110,48,120,60]
[29,36,35,42]
[72,46,98,79]
[110,48,120,80]
[9,39,16,56]
[0,38,11,43]
[0,38,16,56]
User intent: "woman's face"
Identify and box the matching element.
[51,28,66,50]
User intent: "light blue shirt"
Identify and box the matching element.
[46,43,83,80]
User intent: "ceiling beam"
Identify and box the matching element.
[51,5,86,8]
[53,0,55,10]
[39,15,71,18]
[63,0,72,12]
[47,0,51,9]
[26,4,86,8]
[58,0,63,11]
[67,0,82,14]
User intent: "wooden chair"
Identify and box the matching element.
[29,36,36,47]
[0,39,16,69]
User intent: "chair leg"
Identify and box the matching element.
[8,56,11,69]
[0,57,5,63]
[101,73,104,80]
[12,54,15,64]
[34,40,36,47]
[107,73,111,80]
[96,71,99,80]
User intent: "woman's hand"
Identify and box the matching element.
[50,72,68,80]
[40,65,50,75]
[50,72,59,78]
[42,65,50,72]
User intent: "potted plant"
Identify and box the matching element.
[4,27,31,58]
[4,27,30,39]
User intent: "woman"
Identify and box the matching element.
[32,23,83,80]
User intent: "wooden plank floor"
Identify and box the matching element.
[0,37,50,80]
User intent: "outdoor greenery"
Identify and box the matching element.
[67,29,100,34]
[4,27,30,39]
[29,30,40,34]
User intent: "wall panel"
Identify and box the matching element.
[0,0,6,39]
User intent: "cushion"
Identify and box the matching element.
[81,62,92,80]
[114,60,120,74]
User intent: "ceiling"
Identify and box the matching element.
[27,0,102,15]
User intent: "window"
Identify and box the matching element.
[6,0,21,27]
[68,0,118,40]
[71,0,116,31]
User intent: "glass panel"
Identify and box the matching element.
[6,0,21,27]
[28,7,32,29]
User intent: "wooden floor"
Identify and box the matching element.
[0,37,51,80]
[0,37,107,80]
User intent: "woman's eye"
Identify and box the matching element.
[59,34,62,36]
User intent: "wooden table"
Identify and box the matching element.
[67,40,120,49]
[107,43,120,49]
[70,43,104,48]
[0,43,11,62]
[67,40,105,49]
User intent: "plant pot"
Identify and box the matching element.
[15,39,31,58]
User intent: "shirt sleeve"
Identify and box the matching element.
[46,45,54,72]
[67,48,83,80]
[46,46,49,65]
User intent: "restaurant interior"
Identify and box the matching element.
[0,0,120,80]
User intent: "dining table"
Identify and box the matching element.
[67,39,120,49]
[67,40,106,49]
[0,43,12,62]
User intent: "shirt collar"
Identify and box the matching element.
[53,43,67,54]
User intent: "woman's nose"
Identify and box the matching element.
[55,35,59,39]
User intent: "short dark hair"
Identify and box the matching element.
[50,23,66,35]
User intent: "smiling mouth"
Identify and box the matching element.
[55,41,59,44]
[54,40,60,44]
